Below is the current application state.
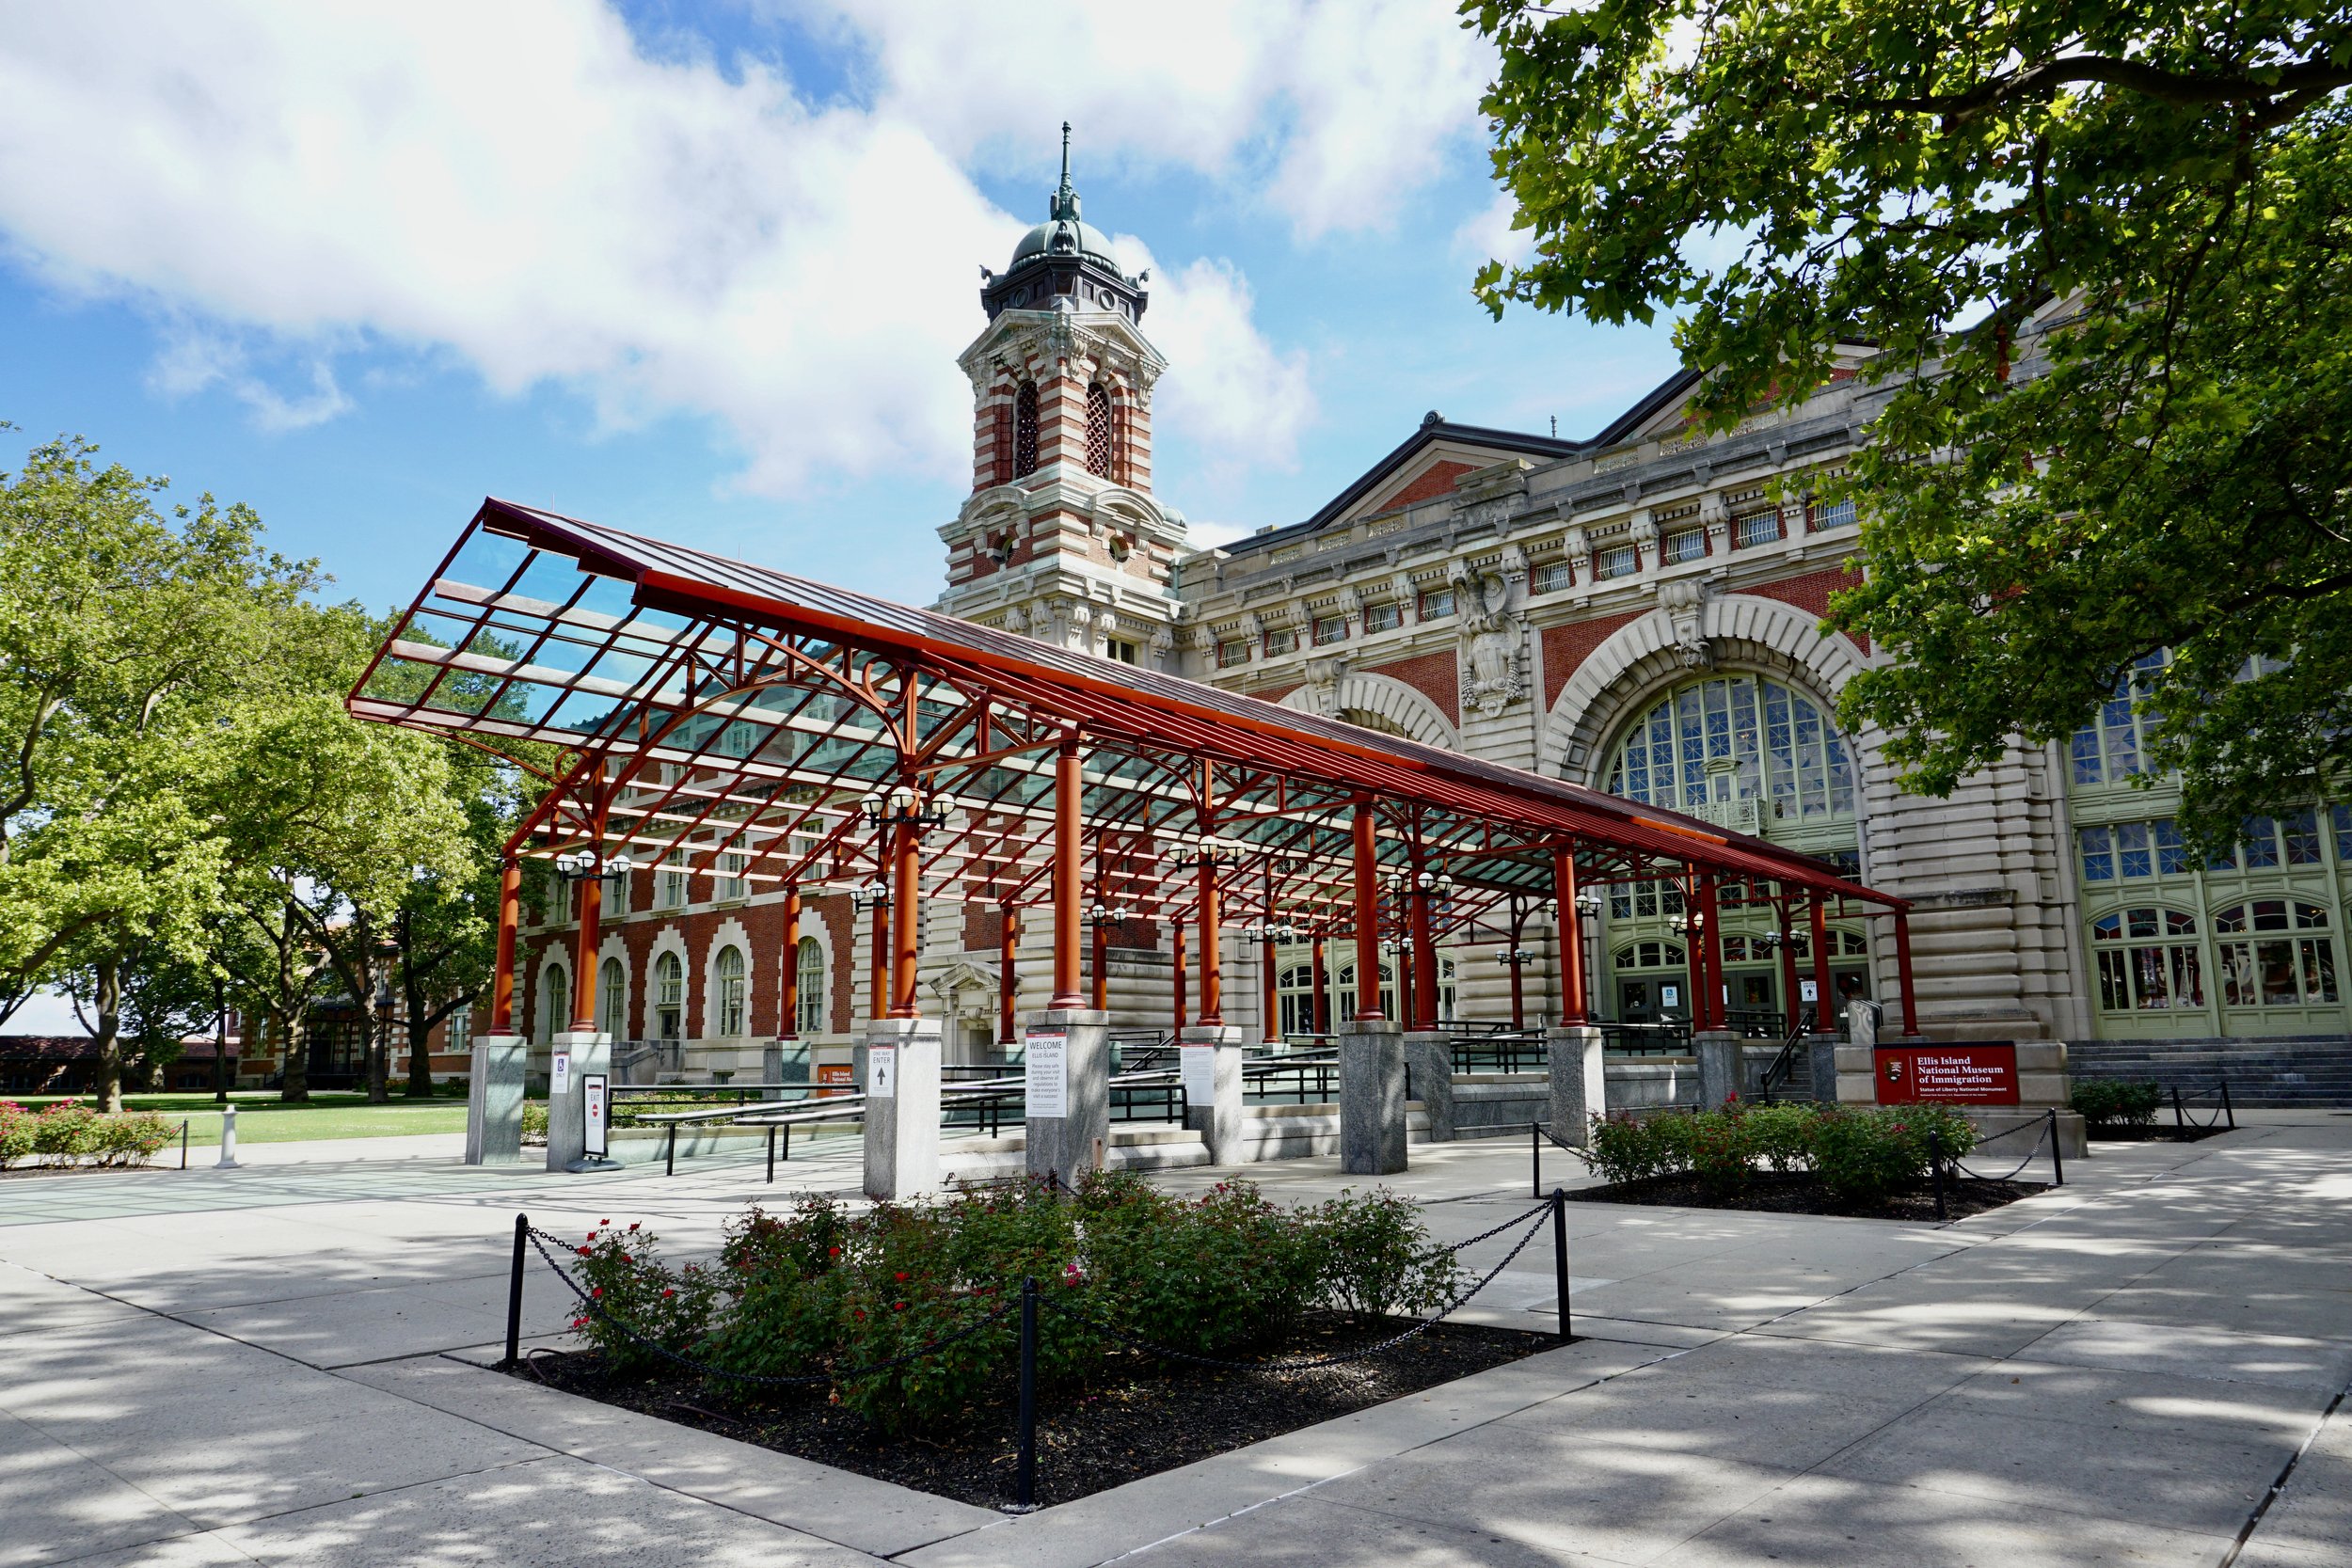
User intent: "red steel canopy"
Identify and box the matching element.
[350,499,1912,1032]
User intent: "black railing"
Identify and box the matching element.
[1242,1051,1340,1105]
[1755,1006,1819,1102]
[1449,1032,1549,1074]
[1723,1007,1785,1040]
[1598,1021,1693,1057]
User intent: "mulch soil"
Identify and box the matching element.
[508,1315,1558,1509]
[1567,1169,2044,1222]
[0,1162,173,1180]
[2088,1124,2232,1143]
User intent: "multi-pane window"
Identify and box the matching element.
[541,965,568,1045]
[654,953,683,1040]
[1418,586,1456,619]
[2214,900,2338,1007]
[714,945,747,1036]
[1013,382,1040,478]
[597,958,627,1037]
[2281,809,2324,865]
[1734,508,1783,548]
[2068,651,2168,784]
[1106,638,1139,665]
[1609,879,1687,920]
[1531,561,1572,594]
[1265,627,1299,656]
[1613,940,1689,970]
[1311,613,1348,646]
[715,850,748,901]
[1363,600,1401,632]
[1595,543,1638,579]
[1086,383,1113,478]
[2090,908,2204,1011]
[1276,959,1321,1037]
[1603,675,1855,819]
[1332,959,1397,1024]
[1216,637,1250,668]
[1661,527,1707,564]
[447,1007,471,1054]
[1809,497,1857,531]
[658,850,688,909]
[795,938,826,1036]
[2335,805,2352,860]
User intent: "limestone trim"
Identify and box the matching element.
[644,925,691,1041]
[1276,670,1459,750]
[1542,592,1867,784]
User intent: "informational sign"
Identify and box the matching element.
[549,1052,571,1097]
[816,1063,853,1099]
[1874,1042,2020,1105]
[1800,978,1820,1003]
[582,1073,609,1157]
[1660,984,1680,1008]
[1179,1044,1215,1107]
[868,1046,897,1101]
[1025,1029,1069,1118]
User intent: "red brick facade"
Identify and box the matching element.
[1371,460,1474,514]
[1748,567,1869,655]
[1361,650,1460,724]
[1540,610,1645,711]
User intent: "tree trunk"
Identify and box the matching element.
[93,956,124,1113]
[405,978,435,1099]
[212,974,230,1104]
[278,1006,310,1102]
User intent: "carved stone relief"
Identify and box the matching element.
[1655,578,1715,670]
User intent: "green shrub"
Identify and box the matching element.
[1809,1106,1977,1203]
[94,1112,176,1166]
[2072,1078,2162,1129]
[1304,1186,1466,1319]
[521,1100,548,1141]
[1742,1103,1819,1173]
[0,1101,32,1167]
[32,1102,99,1160]
[1079,1175,1320,1356]
[1585,1111,1686,1183]
[1685,1108,1757,1194]
[567,1221,718,1378]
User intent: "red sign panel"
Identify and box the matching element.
[816,1063,854,1099]
[1873,1043,2020,1105]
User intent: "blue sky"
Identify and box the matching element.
[0,1,1684,621]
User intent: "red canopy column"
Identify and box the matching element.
[1050,736,1084,1008]
[1551,847,1587,1025]
[997,904,1019,1044]
[1351,802,1383,1022]
[867,890,888,1022]
[888,814,921,1018]
[1692,872,1723,1031]
[1171,919,1188,1032]
[779,886,802,1040]
[1407,860,1438,1032]
[490,858,520,1032]
[569,864,601,1031]
[1197,856,1224,1026]
[1311,934,1330,1034]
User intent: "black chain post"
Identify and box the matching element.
[1929,1132,1947,1222]
[505,1212,528,1367]
[180,1119,190,1170]
[1015,1276,1040,1511]
[1531,1121,1542,1199]
[666,1121,677,1176]
[1550,1187,1571,1341]
[2171,1085,2185,1132]
[2048,1108,2064,1186]
[2220,1078,2235,1130]
[767,1125,776,1184]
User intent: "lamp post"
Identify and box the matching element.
[851,879,891,1022]
[1168,833,1244,1026]
[860,787,946,1019]
[1240,920,1296,1044]
[1082,899,1132,1012]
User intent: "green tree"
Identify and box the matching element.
[0,433,320,1108]
[1469,2,2352,845]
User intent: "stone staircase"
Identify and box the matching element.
[2066,1037,2352,1108]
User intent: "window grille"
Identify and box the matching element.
[1531,562,1572,594]
[1265,627,1299,656]
[1216,638,1250,668]
[1418,586,1456,619]
[1809,496,1856,531]
[654,953,683,1040]
[1013,382,1040,477]
[1661,527,1706,564]
[597,958,627,1036]
[1363,600,1401,632]
[1595,544,1638,579]
[658,851,688,909]
[1733,509,1783,548]
[1312,614,1348,646]
[1086,384,1113,478]
[715,850,747,901]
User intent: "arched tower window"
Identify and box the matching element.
[795,937,826,1036]
[1086,383,1113,478]
[1013,382,1040,478]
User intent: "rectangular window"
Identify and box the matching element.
[715,850,747,901]
[1733,508,1783,548]
[659,850,689,909]
[1661,527,1707,564]
[2334,804,2352,860]
[1595,544,1638,580]
[1106,639,1139,665]
[2208,840,2241,873]
[1216,637,1250,668]
[1311,614,1348,646]
[2078,826,2115,882]
[1531,562,1572,594]
[1809,497,1857,531]
[2281,808,2323,865]
[1265,627,1299,656]
[1610,887,1633,920]
[2154,819,2191,875]
[2070,727,2103,786]
[1418,587,1456,619]
[2243,817,2281,869]
[2116,821,2153,879]
[1363,600,1401,632]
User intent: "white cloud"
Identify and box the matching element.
[0,1,1478,499]
[787,1,1494,243]
[1453,189,1535,270]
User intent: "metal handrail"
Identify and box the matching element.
[1756,1006,1818,1101]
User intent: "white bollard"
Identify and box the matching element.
[215,1104,241,1169]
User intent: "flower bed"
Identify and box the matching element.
[1570,1100,2043,1219]
[509,1175,1556,1506]
[0,1101,179,1170]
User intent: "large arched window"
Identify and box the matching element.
[540,963,568,1046]
[596,958,627,1037]
[795,937,826,1036]
[1013,382,1040,478]
[654,952,683,1041]
[2090,907,2204,1012]
[2213,900,2336,1008]
[1604,675,1854,821]
[1086,383,1114,479]
[1277,958,1321,1037]
[714,945,747,1037]
[1333,959,1397,1024]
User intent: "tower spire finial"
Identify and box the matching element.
[1051,121,1080,220]
[1060,120,1072,189]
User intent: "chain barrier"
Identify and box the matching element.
[1034,1201,1553,1374]
[523,1225,1014,1387]
[1947,1112,2057,1185]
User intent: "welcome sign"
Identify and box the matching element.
[1873,1043,2020,1105]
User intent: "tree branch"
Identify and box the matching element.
[1834,54,2352,119]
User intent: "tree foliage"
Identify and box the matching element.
[1468,0,2352,844]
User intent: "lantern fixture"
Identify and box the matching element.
[861,786,947,832]
[550,848,636,884]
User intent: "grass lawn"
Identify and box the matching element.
[4,1091,487,1145]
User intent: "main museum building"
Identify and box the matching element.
[507,164,2351,1084]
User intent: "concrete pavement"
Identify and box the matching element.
[0,1114,2344,1565]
